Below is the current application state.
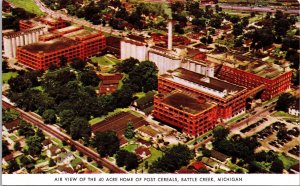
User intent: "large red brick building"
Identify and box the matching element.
[16,26,106,70]
[157,68,248,120]
[153,91,218,137]
[19,16,68,31]
[208,53,292,100]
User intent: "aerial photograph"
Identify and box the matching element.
[1,0,300,176]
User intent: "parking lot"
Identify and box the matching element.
[233,115,300,160]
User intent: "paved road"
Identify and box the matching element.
[34,0,123,36]
[2,96,127,174]
[202,4,300,14]
[194,104,275,150]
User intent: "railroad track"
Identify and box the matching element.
[2,98,126,173]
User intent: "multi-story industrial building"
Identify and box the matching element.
[19,16,68,31]
[153,91,218,137]
[16,26,106,70]
[3,26,48,58]
[158,68,248,120]
[208,53,292,100]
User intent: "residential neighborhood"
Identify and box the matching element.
[2,0,299,177]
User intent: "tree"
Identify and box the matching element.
[270,159,284,173]
[248,161,261,173]
[24,70,42,87]
[234,37,243,47]
[14,141,21,151]
[18,121,35,137]
[2,109,19,123]
[70,58,86,71]
[36,129,45,141]
[124,122,135,139]
[207,35,213,44]
[199,167,209,173]
[200,37,207,44]
[215,4,221,13]
[285,50,299,69]
[229,15,240,24]
[112,85,134,108]
[171,1,184,13]
[115,150,138,171]
[210,16,222,28]
[192,18,206,30]
[48,63,59,71]
[80,70,100,87]
[26,135,43,156]
[2,59,9,73]
[202,149,211,157]
[275,18,290,37]
[233,23,243,36]
[250,27,274,51]
[292,70,300,86]
[8,76,32,93]
[174,23,184,34]
[213,126,229,142]
[48,159,56,167]
[93,131,120,157]
[126,60,158,92]
[274,10,284,20]
[59,55,68,67]
[2,142,10,157]
[116,57,139,73]
[241,17,249,28]
[69,117,91,140]
[149,144,194,173]
[59,109,76,131]
[276,93,295,112]
[7,159,20,173]
[42,109,57,124]
[124,152,139,171]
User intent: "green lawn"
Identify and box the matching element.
[89,117,103,125]
[86,164,97,171]
[2,72,18,84]
[89,108,131,125]
[134,92,146,99]
[278,154,299,170]
[32,86,44,92]
[122,144,138,152]
[272,111,296,118]
[71,157,82,168]
[139,147,163,169]
[9,135,17,141]
[91,56,114,66]
[51,138,64,148]
[7,0,44,15]
[91,55,120,66]
[188,130,212,145]
[271,111,300,122]
[225,113,247,124]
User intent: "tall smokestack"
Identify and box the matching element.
[168,20,172,50]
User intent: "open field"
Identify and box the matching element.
[7,0,44,15]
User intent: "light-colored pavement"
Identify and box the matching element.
[202,4,300,14]
[34,0,122,36]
